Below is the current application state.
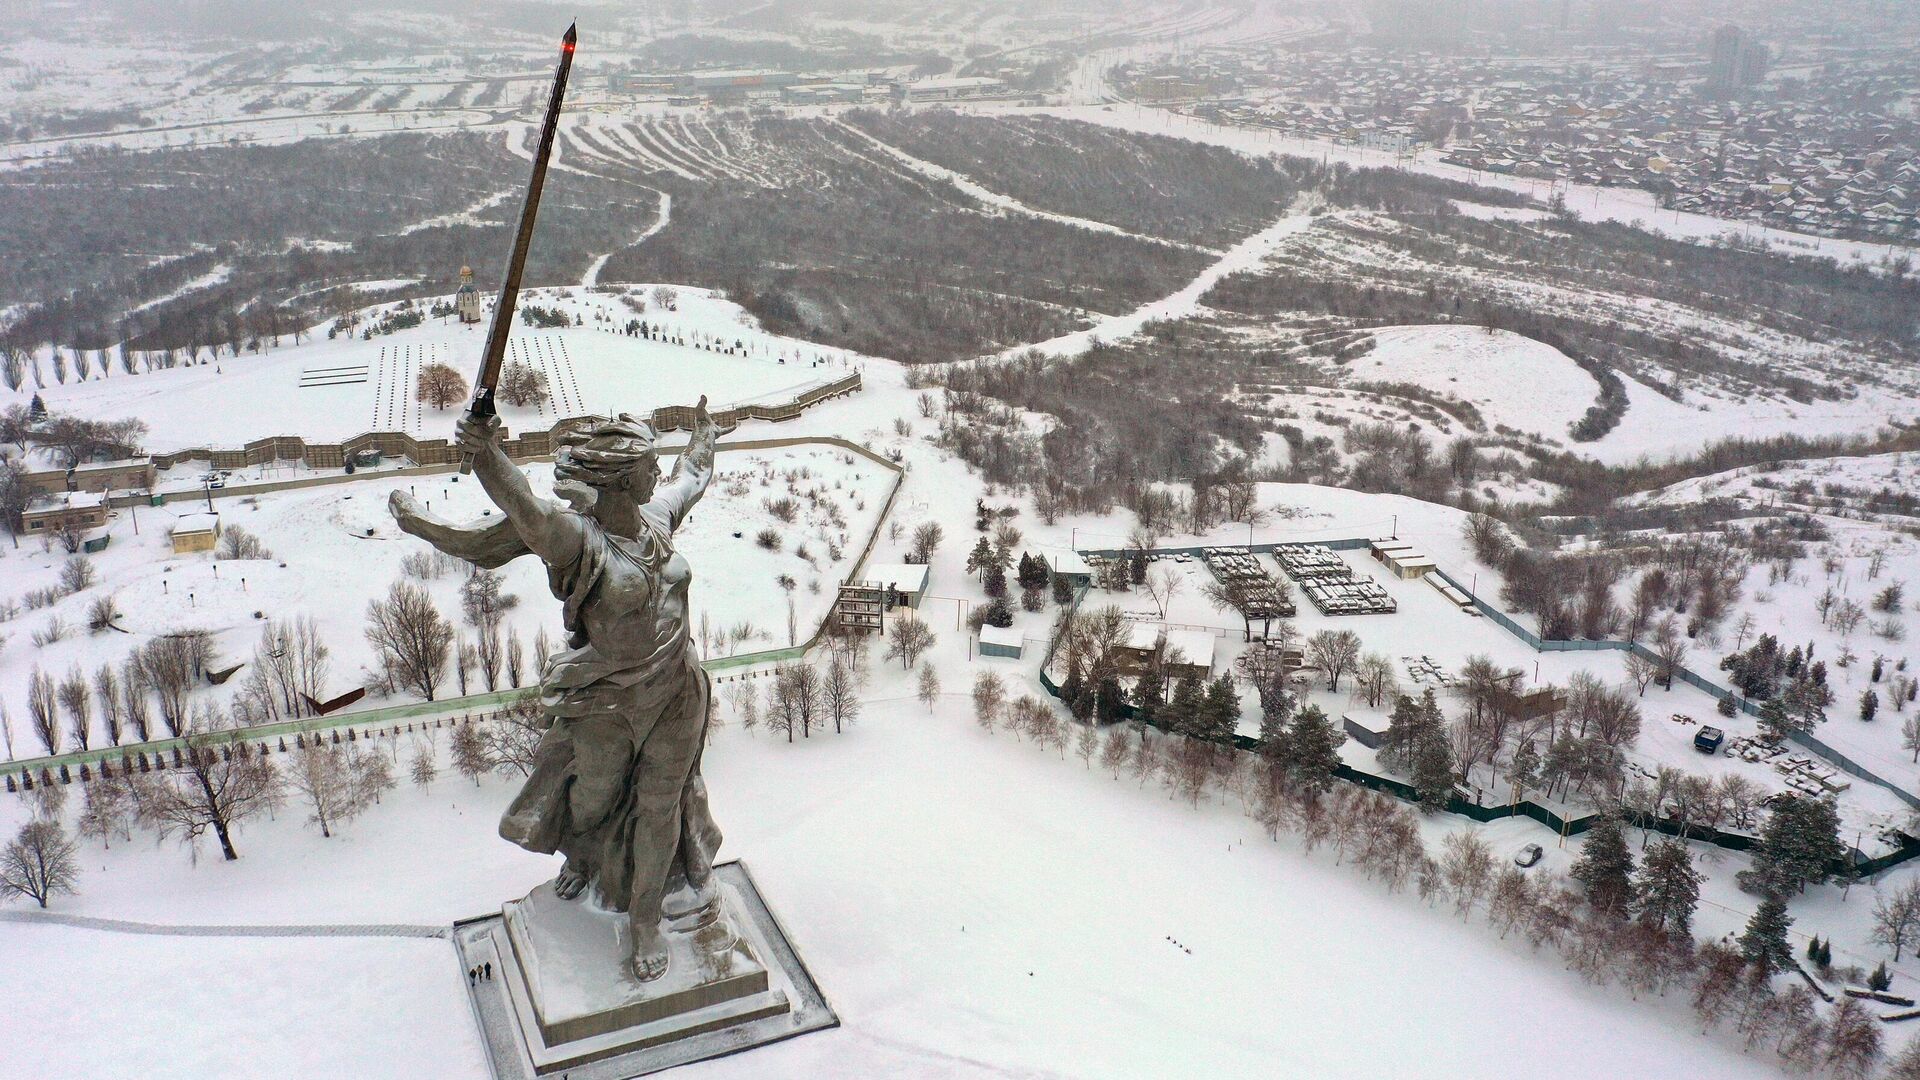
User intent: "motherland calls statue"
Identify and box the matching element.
[388,399,734,983]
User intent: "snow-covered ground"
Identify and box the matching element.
[0,443,894,751]
[10,286,862,453]
[1630,451,1920,796]
[6,297,1920,1077]
[0,688,1819,1080]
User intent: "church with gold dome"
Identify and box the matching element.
[455,265,482,324]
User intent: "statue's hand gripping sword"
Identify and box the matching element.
[461,22,577,473]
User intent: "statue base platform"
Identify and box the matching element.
[454,861,836,1078]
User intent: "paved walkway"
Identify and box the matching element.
[0,910,447,939]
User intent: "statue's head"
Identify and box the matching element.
[553,414,659,511]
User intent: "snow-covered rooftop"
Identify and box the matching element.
[865,563,929,595]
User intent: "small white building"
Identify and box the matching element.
[1162,629,1217,680]
[865,563,930,608]
[979,622,1024,659]
[170,512,221,554]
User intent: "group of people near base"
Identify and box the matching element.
[467,962,494,985]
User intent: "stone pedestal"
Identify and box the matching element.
[456,861,836,1079]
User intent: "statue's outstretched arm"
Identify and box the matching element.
[651,396,733,531]
[460,413,586,566]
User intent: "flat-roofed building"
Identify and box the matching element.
[169,512,221,554]
[22,491,107,535]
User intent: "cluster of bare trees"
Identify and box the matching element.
[234,617,330,725]
[734,646,866,743]
[18,632,214,756]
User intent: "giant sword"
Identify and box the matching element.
[460,21,577,473]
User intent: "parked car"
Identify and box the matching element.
[1694,726,1726,754]
[1515,844,1544,868]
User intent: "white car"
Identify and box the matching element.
[1515,844,1545,868]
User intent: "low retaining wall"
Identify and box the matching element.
[146,372,861,472]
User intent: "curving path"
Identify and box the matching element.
[1,910,447,939]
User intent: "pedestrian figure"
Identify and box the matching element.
[468,967,477,985]
[485,961,494,980]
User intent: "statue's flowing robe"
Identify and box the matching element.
[399,486,720,914]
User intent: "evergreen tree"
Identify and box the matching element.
[1507,738,1541,802]
[1017,553,1049,591]
[1572,813,1636,916]
[1051,574,1073,606]
[1132,666,1166,727]
[983,563,1008,599]
[965,536,992,578]
[1633,837,1701,937]
[1817,937,1833,968]
[1873,657,1886,683]
[1286,705,1345,792]
[1758,695,1796,743]
[1256,684,1292,760]
[1862,689,1880,723]
[1742,795,1844,896]
[1739,893,1794,978]
[1129,550,1147,586]
[1061,658,1086,715]
[1195,675,1241,743]
[1164,675,1204,737]
[1871,961,1893,992]
[1380,693,1427,773]
[1410,726,1455,813]
[1095,676,1127,725]
[983,595,1014,628]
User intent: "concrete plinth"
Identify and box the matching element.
[455,861,836,1079]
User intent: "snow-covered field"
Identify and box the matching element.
[0,443,894,751]
[10,286,861,454]
[0,688,1808,1080]
[1630,451,1920,795]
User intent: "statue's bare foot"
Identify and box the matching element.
[630,924,670,982]
[553,860,589,900]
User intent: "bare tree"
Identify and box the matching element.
[1354,652,1398,709]
[408,743,437,790]
[451,721,489,784]
[1306,629,1362,692]
[287,743,374,838]
[92,664,122,746]
[1873,880,1920,962]
[482,697,548,775]
[366,580,454,701]
[26,667,59,755]
[416,361,468,410]
[1440,831,1496,918]
[135,632,212,737]
[909,521,945,563]
[1145,564,1184,620]
[506,631,525,688]
[1623,650,1658,697]
[56,666,91,751]
[885,612,936,669]
[972,670,1006,731]
[1650,626,1687,693]
[77,780,133,848]
[137,707,283,862]
[461,569,517,693]
[1,819,79,908]
[499,360,551,408]
[119,658,151,742]
[916,662,940,711]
